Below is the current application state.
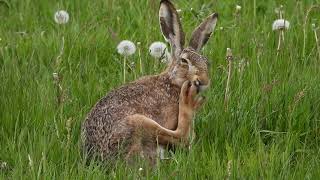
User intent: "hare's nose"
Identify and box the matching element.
[192,77,201,86]
[195,79,201,86]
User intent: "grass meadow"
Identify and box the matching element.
[1,0,320,179]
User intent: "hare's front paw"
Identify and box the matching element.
[179,80,205,113]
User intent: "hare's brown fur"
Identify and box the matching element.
[82,73,180,161]
[82,0,218,165]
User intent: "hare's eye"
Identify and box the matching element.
[181,58,188,64]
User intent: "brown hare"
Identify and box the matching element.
[82,0,218,165]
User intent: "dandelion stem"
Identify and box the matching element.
[276,8,285,56]
[277,31,282,56]
[139,48,143,75]
[55,36,65,69]
[131,61,137,80]
[123,57,126,83]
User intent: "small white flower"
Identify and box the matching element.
[177,9,182,13]
[138,167,143,171]
[117,40,136,56]
[236,5,242,11]
[312,23,318,30]
[272,19,290,31]
[149,41,167,59]
[54,10,69,24]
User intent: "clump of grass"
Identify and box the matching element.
[0,0,320,179]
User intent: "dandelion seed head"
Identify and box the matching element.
[54,10,69,24]
[236,5,242,11]
[149,41,167,59]
[117,40,136,56]
[272,19,290,31]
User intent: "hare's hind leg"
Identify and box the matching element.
[126,114,188,146]
[126,80,204,147]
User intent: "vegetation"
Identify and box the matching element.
[1,0,320,178]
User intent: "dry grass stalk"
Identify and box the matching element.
[224,48,233,111]
[66,118,73,148]
[226,160,233,180]
[289,87,307,113]
[312,25,320,59]
[53,72,64,105]
[303,5,320,58]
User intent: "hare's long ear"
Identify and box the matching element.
[189,13,218,52]
[159,0,185,58]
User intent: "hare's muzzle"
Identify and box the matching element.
[192,75,209,93]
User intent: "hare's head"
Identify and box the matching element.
[159,0,218,91]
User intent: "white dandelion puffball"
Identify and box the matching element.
[236,5,242,11]
[149,41,168,59]
[54,10,69,24]
[117,40,136,56]
[272,19,290,31]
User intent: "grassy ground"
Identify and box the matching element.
[1,0,320,179]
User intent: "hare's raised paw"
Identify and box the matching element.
[179,80,206,112]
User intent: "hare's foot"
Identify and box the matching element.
[125,131,158,166]
[126,80,203,147]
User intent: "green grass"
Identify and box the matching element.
[1,0,320,179]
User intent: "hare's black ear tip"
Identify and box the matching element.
[160,0,174,7]
[160,0,170,4]
[212,13,219,18]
